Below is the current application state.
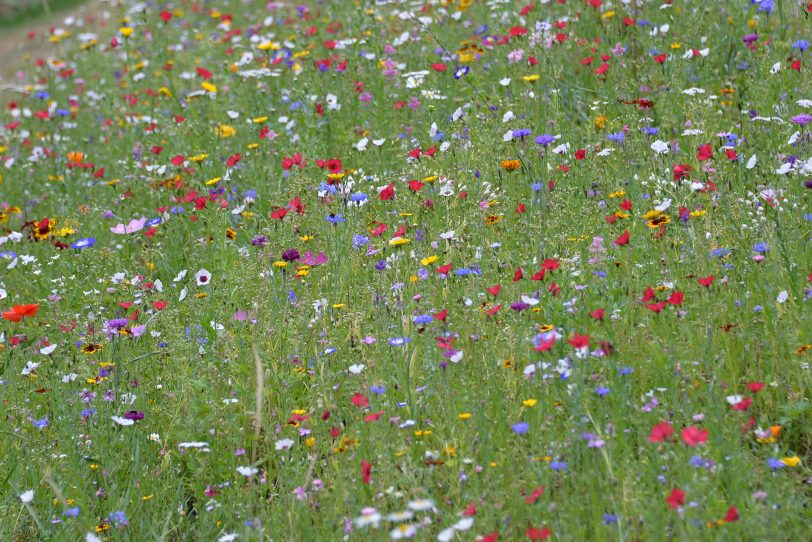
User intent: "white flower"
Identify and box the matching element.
[275,438,295,451]
[453,517,474,531]
[218,535,238,542]
[19,490,34,503]
[726,395,743,405]
[777,291,788,304]
[86,534,102,542]
[194,269,212,286]
[650,140,669,154]
[173,269,188,282]
[236,466,258,477]
[348,364,365,375]
[390,524,418,540]
[0,288,6,299]
[407,499,435,512]
[111,416,134,426]
[39,344,57,355]
[746,154,757,169]
[354,508,382,528]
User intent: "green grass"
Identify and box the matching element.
[0,0,87,29]
[0,1,810,541]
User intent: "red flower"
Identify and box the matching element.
[463,502,477,516]
[666,487,685,509]
[436,263,452,275]
[620,199,632,211]
[526,527,552,540]
[731,397,753,411]
[746,382,765,393]
[575,149,586,160]
[614,230,630,246]
[653,53,667,64]
[152,301,167,311]
[673,164,692,182]
[379,183,395,201]
[487,285,501,296]
[568,334,590,349]
[525,486,545,504]
[724,506,740,522]
[530,269,546,281]
[433,309,448,321]
[541,259,560,271]
[196,66,213,79]
[408,180,424,191]
[648,421,674,443]
[351,393,369,408]
[364,411,384,422]
[697,144,713,161]
[645,302,666,313]
[667,291,685,305]
[590,308,605,320]
[680,426,709,446]
[535,336,555,352]
[361,460,372,484]
[481,533,499,542]
[2,304,40,322]
[697,275,715,288]
[513,267,524,282]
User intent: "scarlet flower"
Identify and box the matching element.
[436,263,452,275]
[746,382,765,393]
[463,502,477,516]
[524,486,544,504]
[433,309,448,321]
[697,275,715,288]
[526,527,551,540]
[590,308,605,320]
[648,421,674,443]
[673,164,692,182]
[667,291,685,305]
[680,426,709,446]
[666,487,685,509]
[541,259,560,271]
[361,460,372,484]
[614,230,630,246]
[697,144,713,161]
[575,149,586,160]
[487,285,501,296]
[513,267,524,282]
[2,304,40,322]
[724,506,739,522]
[350,393,369,408]
[731,397,753,411]
[568,334,590,349]
[379,183,395,201]
[534,336,555,352]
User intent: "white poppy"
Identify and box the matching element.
[194,269,212,286]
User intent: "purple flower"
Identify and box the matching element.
[790,114,812,126]
[742,34,759,44]
[123,410,144,421]
[281,248,300,262]
[534,134,556,147]
[512,422,529,434]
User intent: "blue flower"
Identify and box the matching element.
[63,507,80,517]
[595,386,610,396]
[349,192,368,202]
[642,126,659,136]
[607,132,625,143]
[388,337,410,346]
[70,237,96,250]
[352,234,369,248]
[534,134,556,146]
[370,385,386,395]
[792,40,810,52]
[767,457,786,470]
[454,66,469,79]
[33,418,49,430]
[413,314,433,325]
[711,247,730,258]
[603,514,617,525]
[511,422,529,434]
[326,214,345,224]
[550,460,567,471]
[753,242,770,253]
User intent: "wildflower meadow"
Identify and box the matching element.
[0,0,810,540]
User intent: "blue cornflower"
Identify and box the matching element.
[603,514,617,525]
[349,192,368,203]
[33,418,49,430]
[512,128,532,140]
[352,234,369,248]
[711,247,730,258]
[70,237,96,250]
[63,507,80,517]
[753,242,770,253]
[534,134,556,146]
[792,40,810,52]
[550,460,567,471]
[370,385,386,395]
[607,132,625,143]
[326,214,345,224]
[511,422,529,434]
[387,337,410,346]
[642,126,659,136]
[413,314,433,325]
[767,457,786,470]
[595,386,611,396]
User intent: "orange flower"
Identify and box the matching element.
[67,151,85,164]
[500,159,521,172]
[2,303,39,322]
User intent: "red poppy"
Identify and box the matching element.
[526,527,551,540]
[746,382,765,393]
[433,309,448,321]
[590,308,605,320]
[525,486,545,504]
[724,506,739,522]
[648,421,673,443]
[568,334,590,349]
[361,460,372,484]
[645,302,666,313]
[535,336,555,352]
[487,285,501,296]
[614,230,630,246]
[697,275,715,288]
[697,144,713,161]
[673,164,692,182]
[350,393,369,408]
[680,426,709,446]
[379,183,395,201]
[666,487,685,509]
[463,502,477,516]
[436,263,452,275]
[667,291,685,305]
[513,267,524,282]
[731,397,752,411]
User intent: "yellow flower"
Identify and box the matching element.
[602,10,616,19]
[500,159,521,171]
[201,82,217,93]
[205,177,221,186]
[609,191,626,198]
[389,237,410,246]
[217,125,236,138]
[252,116,268,123]
[332,303,345,309]
[458,412,472,421]
[421,255,439,266]
[594,115,608,130]
[414,430,432,437]
[273,261,288,267]
[305,437,315,447]
[119,27,133,38]
[670,42,683,50]
[522,399,538,408]
[781,456,800,467]
[188,153,208,163]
